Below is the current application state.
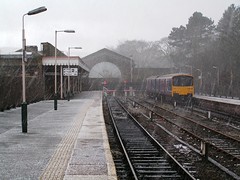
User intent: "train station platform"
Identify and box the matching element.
[194,94,240,105]
[0,91,117,180]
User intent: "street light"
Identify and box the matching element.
[185,65,193,74]
[213,66,219,86]
[196,69,202,94]
[130,56,133,83]
[22,6,47,133]
[54,30,75,110]
[67,47,82,101]
[212,66,220,96]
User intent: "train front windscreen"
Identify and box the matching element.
[173,76,193,86]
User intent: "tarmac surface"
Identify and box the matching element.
[0,91,116,180]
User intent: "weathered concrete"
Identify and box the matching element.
[0,91,116,180]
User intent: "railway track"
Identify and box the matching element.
[126,97,240,179]
[103,101,132,179]
[106,96,196,179]
[192,99,240,131]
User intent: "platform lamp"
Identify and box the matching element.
[130,55,133,83]
[54,30,75,110]
[21,6,47,133]
[212,66,219,86]
[196,69,202,94]
[67,47,82,101]
[185,65,193,75]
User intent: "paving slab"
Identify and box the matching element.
[0,91,116,180]
[64,92,117,180]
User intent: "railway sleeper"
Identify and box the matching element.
[229,152,240,156]
[133,159,167,162]
[128,147,157,150]
[130,152,160,156]
[125,143,154,147]
[142,174,182,178]
[114,116,127,120]
[124,141,151,145]
[128,149,159,152]
[131,155,162,158]
[213,145,240,155]
[220,148,240,154]
[133,162,169,166]
[131,157,167,160]
[115,167,127,171]
[137,169,179,174]
[123,137,150,141]
[136,166,173,170]
[112,111,124,115]
[222,147,239,150]
[182,163,195,168]
[129,150,160,153]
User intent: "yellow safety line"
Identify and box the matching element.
[39,109,87,180]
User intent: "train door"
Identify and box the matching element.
[146,78,150,92]
[156,78,159,96]
[160,79,164,93]
[166,79,172,94]
[150,78,155,95]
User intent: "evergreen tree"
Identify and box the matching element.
[168,12,215,69]
[216,4,240,95]
[168,26,188,67]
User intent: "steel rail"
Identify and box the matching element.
[127,97,240,179]
[139,97,240,142]
[107,97,138,179]
[129,97,240,160]
[154,121,240,180]
[114,97,196,179]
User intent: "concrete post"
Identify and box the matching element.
[207,111,211,119]
[201,141,209,160]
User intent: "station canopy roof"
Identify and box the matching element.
[0,52,33,59]
[42,56,89,72]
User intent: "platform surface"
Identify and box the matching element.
[194,94,240,105]
[0,91,116,180]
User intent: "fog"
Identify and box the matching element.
[0,0,239,57]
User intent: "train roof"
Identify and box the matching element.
[146,73,193,80]
[146,75,160,80]
[159,73,192,78]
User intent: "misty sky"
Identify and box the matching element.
[0,0,239,57]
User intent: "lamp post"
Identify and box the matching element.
[54,30,75,110]
[185,65,193,75]
[196,69,202,94]
[212,66,220,96]
[67,47,82,101]
[130,56,133,83]
[207,72,212,95]
[22,6,47,133]
[212,66,219,86]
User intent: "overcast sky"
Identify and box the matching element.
[0,0,239,57]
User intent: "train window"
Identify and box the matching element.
[173,76,193,86]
